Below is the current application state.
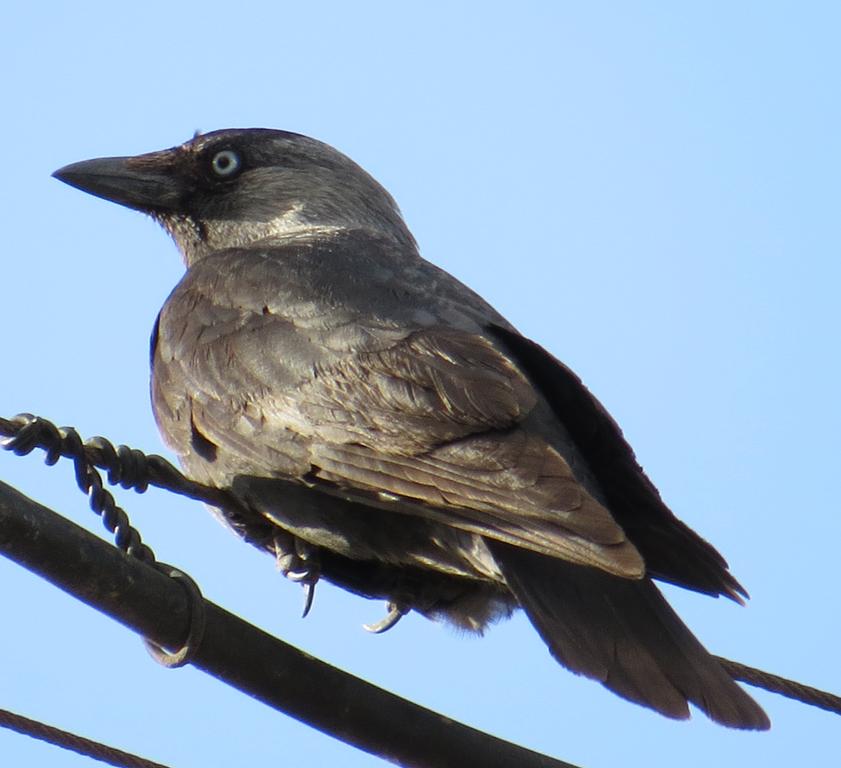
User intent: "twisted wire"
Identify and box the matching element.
[0,707,170,768]
[1,414,156,563]
[716,657,841,716]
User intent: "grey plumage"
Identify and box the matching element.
[53,128,769,729]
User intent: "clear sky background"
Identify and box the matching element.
[2,3,839,767]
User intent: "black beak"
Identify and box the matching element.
[52,150,185,213]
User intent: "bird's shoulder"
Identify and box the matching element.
[150,229,541,477]
[151,229,527,437]
[159,229,507,337]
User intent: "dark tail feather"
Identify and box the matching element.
[489,542,769,729]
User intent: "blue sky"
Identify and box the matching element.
[2,3,839,766]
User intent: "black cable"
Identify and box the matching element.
[0,478,576,768]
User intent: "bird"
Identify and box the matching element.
[53,128,769,729]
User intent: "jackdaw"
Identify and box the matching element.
[53,128,769,729]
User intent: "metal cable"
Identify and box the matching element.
[717,657,841,716]
[0,707,170,768]
[0,414,156,563]
[2,412,840,719]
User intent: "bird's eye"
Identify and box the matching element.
[210,149,241,178]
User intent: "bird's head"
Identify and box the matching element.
[53,128,415,265]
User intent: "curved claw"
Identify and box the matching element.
[363,602,407,634]
[301,581,316,618]
[273,531,321,617]
[287,568,314,583]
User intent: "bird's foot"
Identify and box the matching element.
[273,531,321,617]
[363,602,408,634]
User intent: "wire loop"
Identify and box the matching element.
[144,565,207,668]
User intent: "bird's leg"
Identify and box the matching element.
[363,602,408,634]
[273,530,321,617]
